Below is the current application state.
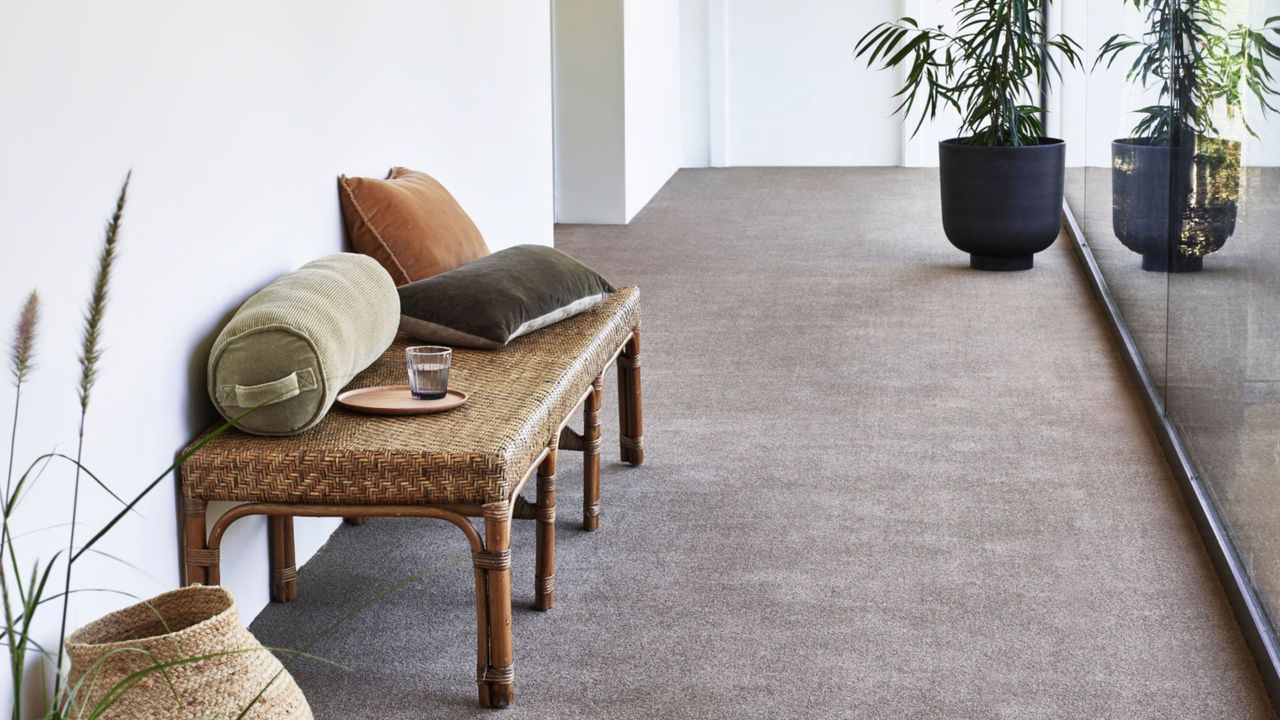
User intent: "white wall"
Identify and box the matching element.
[1058,0,1153,168]
[681,0,712,166]
[727,0,902,166]
[678,0,1086,167]
[554,0,682,223]
[554,0,627,223]
[0,1,553,713]
[624,0,684,218]
[680,0,902,167]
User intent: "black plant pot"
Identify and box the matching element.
[939,138,1066,271]
[1111,138,1240,273]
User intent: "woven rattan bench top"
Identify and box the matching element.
[181,286,640,506]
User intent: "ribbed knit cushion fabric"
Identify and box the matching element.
[208,254,399,436]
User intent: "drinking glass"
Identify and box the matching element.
[406,346,451,400]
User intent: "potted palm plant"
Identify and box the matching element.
[1098,0,1280,272]
[857,0,1082,271]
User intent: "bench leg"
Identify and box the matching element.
[268,516,298,603]
[618,330,645,466]
[179,496,225,585]
[180,497,214,586]
[535,450,557,611]
[476,503,516,707]
[583,375,603,531]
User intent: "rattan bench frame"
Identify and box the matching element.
[177,329,643,708]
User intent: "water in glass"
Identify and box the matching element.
[406,346,451,400]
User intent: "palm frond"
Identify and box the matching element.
[855,0,1078,146]
[1100,0,1280,142]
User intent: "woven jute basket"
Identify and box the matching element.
[65,585,312,719]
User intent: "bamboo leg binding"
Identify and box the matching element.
[180,497,210,586]
[618,331,645,466]
[535,449,557,611]
[475,502,516,707]
[584,375,603,531]
[180,497,218,586]
[268,516,298,602]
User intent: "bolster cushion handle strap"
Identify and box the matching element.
[218,368,318,408]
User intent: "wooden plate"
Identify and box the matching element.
[336,386,468,416]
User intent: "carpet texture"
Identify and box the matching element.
[251,168,1274,719]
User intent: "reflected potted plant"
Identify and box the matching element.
[1098,0,1280,272]
[856,0,1082,271]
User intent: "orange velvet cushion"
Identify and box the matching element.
[338,167,491,286]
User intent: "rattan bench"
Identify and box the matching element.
[177,286,643,708]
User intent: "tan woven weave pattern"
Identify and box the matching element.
[65,586,312,719]
[181,287,640,506]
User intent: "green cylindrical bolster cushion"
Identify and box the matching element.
[208,253,399,436]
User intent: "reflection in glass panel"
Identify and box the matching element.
[1068,0,1173,398]
[1068,0,1280,636]
[1165,0,1280,628]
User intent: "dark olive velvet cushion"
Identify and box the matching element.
[397,245,615,349]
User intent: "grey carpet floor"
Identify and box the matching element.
[251,168,1274,719]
